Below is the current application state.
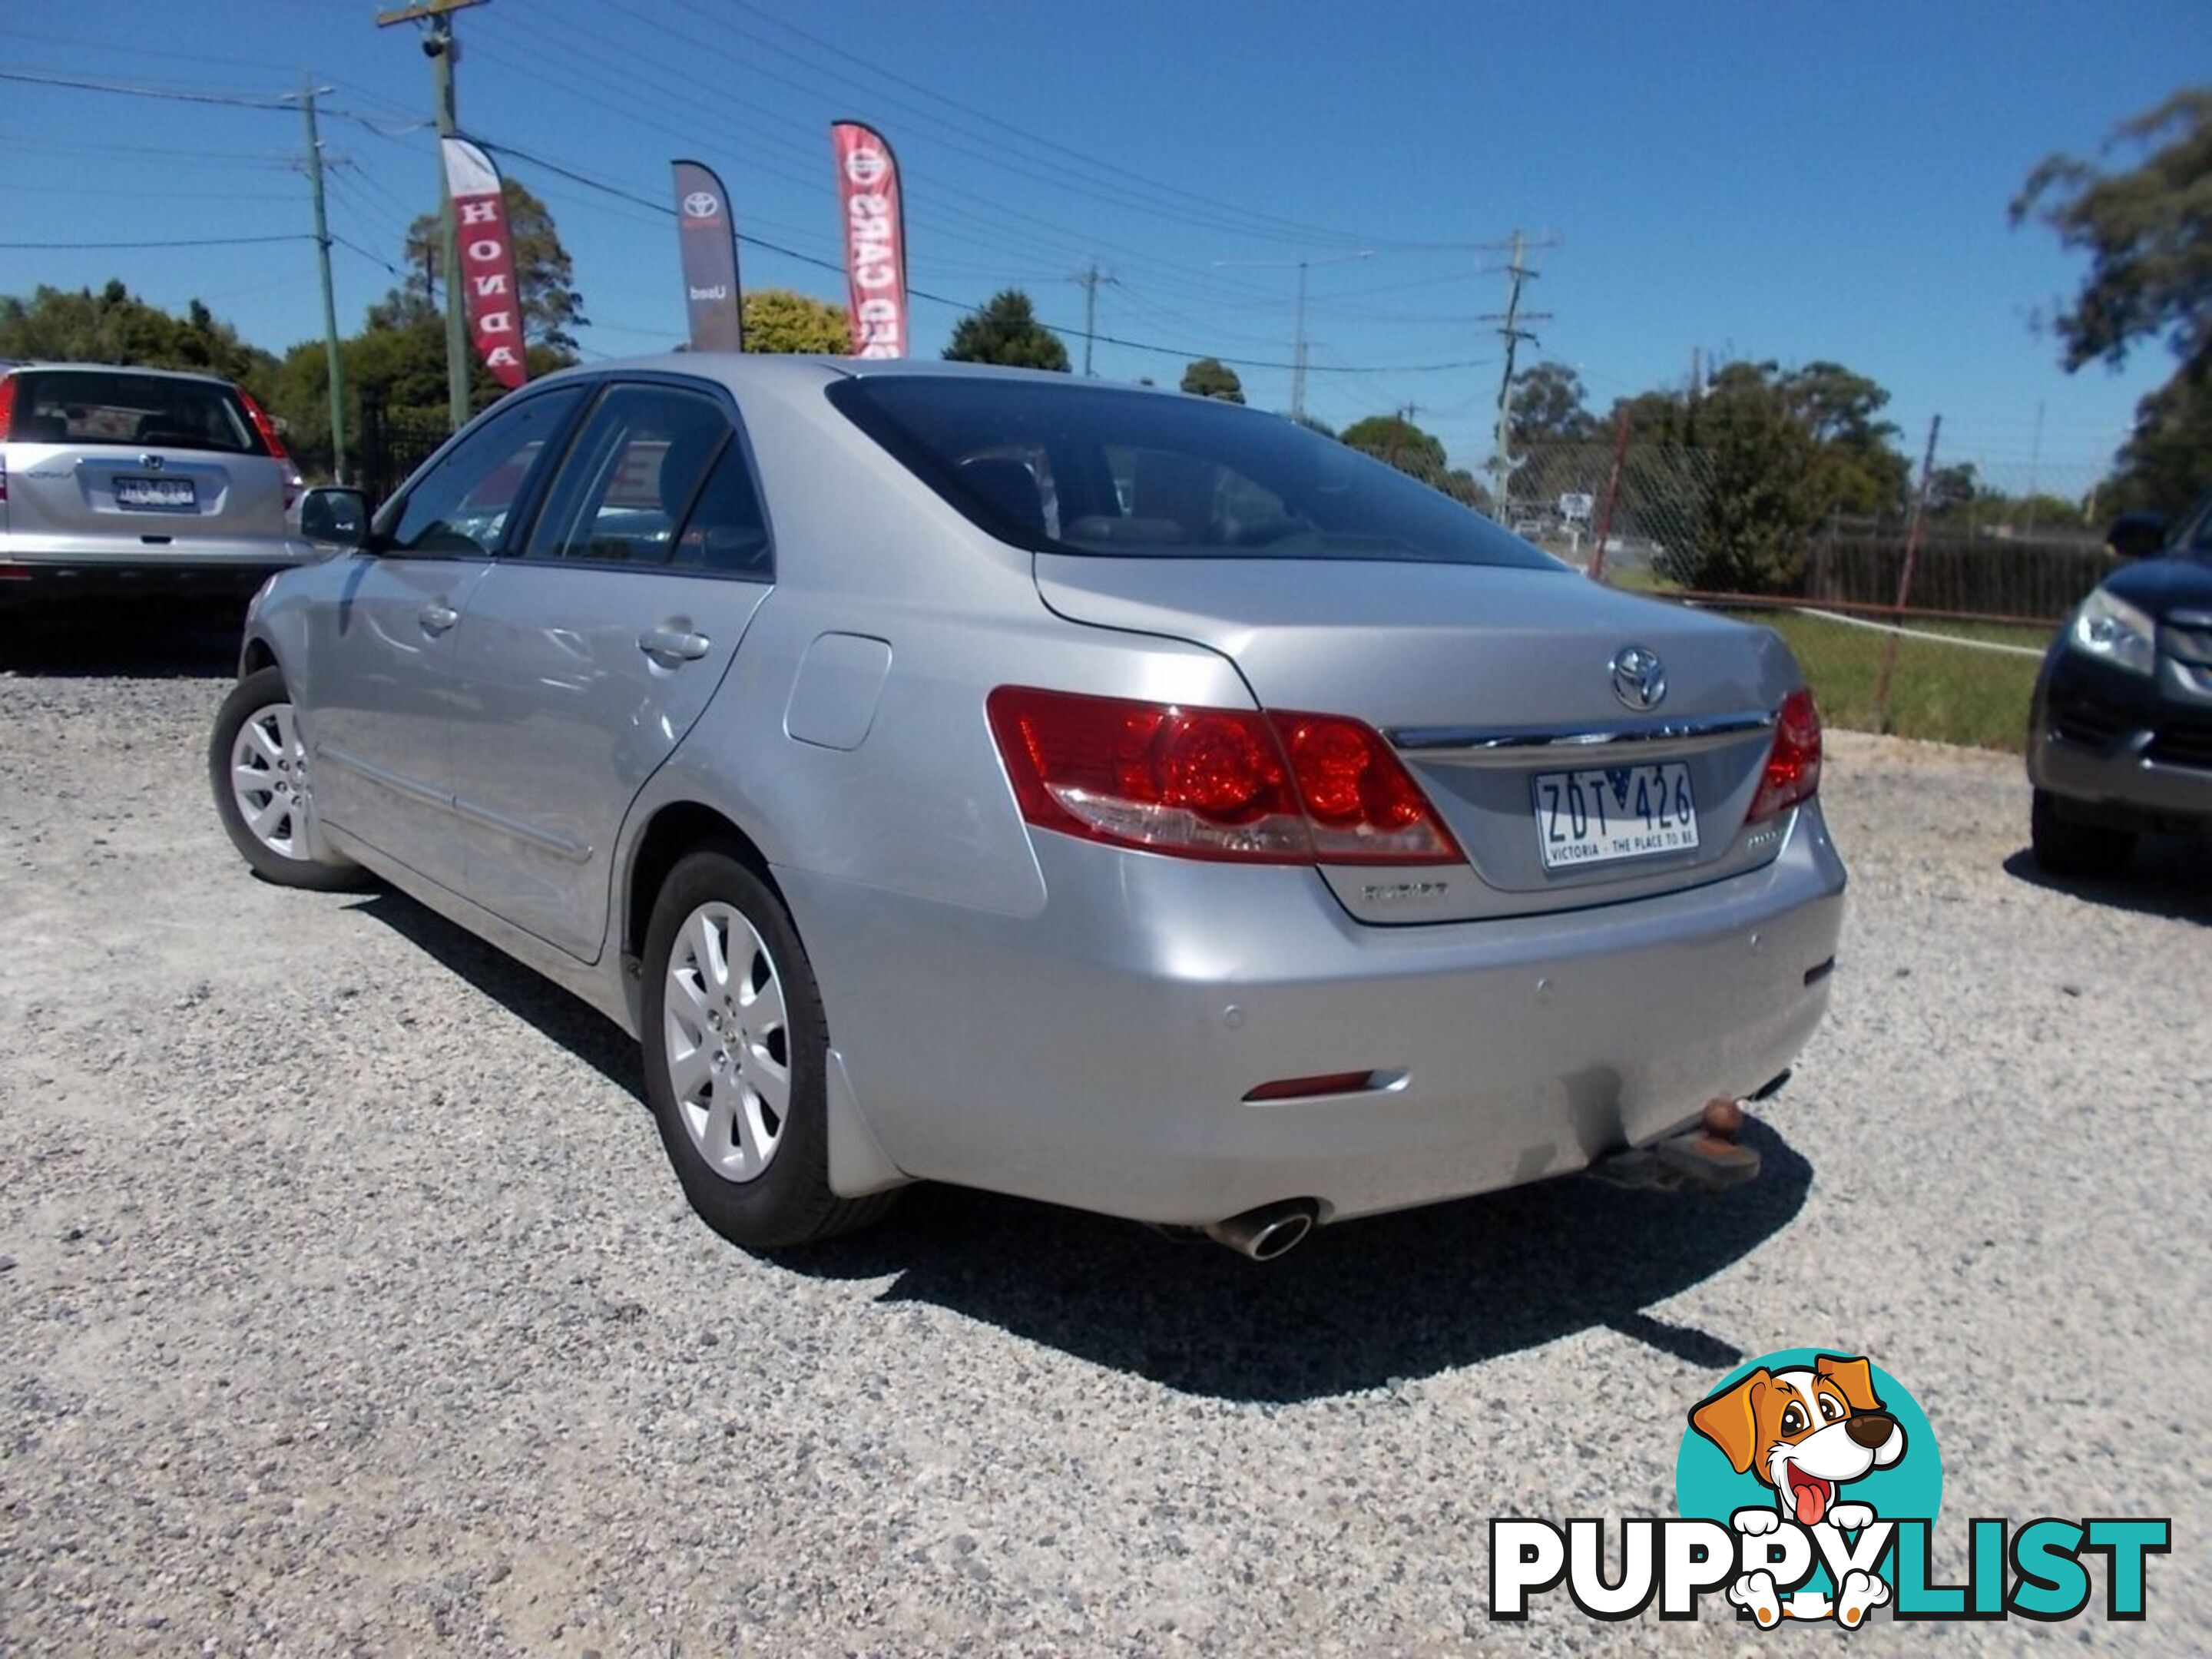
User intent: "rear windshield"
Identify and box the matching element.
[5,369,263,455]
[826,374,1558,569]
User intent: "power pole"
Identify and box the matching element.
[290,81,348,485]
[1071,261,1116,376]
[1385,402,1419,470]
[1874,413,1942,730]
[1214,249,1371,424]
[376,0,489,432]
[1479,229,1556,510]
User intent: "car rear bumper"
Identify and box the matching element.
[782,801,1847,1226]
[0,545,311,608]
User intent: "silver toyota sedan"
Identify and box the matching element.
[210,356,1845,1259]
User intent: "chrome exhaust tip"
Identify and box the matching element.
[1204,1199,1320,1261]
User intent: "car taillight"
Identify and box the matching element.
[1748,687,1823,822]
[985,687,1462,866]
[0,374,13,500]
[238,389,289,462]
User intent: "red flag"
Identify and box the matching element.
[830,121,908,359]
[441,136,528,390]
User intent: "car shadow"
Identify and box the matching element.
[349,884,1813,1404]
[0,601,246,678]
[2002,845,2211,926]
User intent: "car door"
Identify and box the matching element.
[442,377,775,961]
[304,384,588,891]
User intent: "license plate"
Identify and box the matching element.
[1533,761,1700,869]
[115,476,196,509]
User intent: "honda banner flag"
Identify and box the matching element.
[830,121,908,358]
[439,136,528,390]
[671,158,743,352]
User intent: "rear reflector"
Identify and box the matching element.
[1748,686,1823,822]
[1243,1071,1379,1102]
[0,563,31,581]
[985,687,1462,866]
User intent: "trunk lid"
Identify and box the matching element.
[1035,555,1803,922]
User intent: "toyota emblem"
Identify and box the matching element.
[1610,645,1667,710]
[681,190,720,219]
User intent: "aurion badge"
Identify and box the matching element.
[1611,644,1667,711]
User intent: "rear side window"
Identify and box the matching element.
[524,382,770,575]
[6,369,262,455]
[382,386,586,557]
[827,374,1558,571]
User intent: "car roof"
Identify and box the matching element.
[2,360,245,389]
[536,351,1186,400]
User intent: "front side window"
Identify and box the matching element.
[7,369,261,455]
[827,374,1558,570]
[524,384,738,566]
[382,386,587,558]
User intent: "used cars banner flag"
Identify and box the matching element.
[671,158,744,352]
[830,121,908,358]
[440,136,528,390]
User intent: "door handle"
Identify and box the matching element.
[419,602,459,634]
[639,626,711,662]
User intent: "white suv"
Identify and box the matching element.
[0,362,308,611]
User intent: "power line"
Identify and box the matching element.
[715,0,1485,254]
[0,68,293,109]
[0,233,309,250]
[479,136,1500,376]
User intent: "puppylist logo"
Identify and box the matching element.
[1492,1349,2170,1628]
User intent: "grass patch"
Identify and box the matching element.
[1730,609,2046,752]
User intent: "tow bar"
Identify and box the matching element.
[1589,1098,1762,1193]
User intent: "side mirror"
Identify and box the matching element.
[300,485,371,548]
[2104,510,2168,561]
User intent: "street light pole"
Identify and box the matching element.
[1214,249,1371,424]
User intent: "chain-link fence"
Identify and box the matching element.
[1505,439,2108,752]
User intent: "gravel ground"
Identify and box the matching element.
[2,621,2207,1654]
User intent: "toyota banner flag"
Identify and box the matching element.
[439,136,528,389]
[830,121,908,358]
[671,159,744,352]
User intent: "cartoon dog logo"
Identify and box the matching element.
[1688,1353,1907,1627]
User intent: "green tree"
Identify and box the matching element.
[741,288,849,354]
[394,178,588,350]
[1341,412,1449,482]
[1510,360,1597,446]
[943,290,1070,371]
[1780,360,1909,519]
[265,312,569,481]
[1180,356,1244,402]
[2013,86,2212,512]
[0,281,276,387]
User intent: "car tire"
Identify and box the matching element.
[208,667,372,892]
[2030,788,2134,879]
[641,848,896,1249]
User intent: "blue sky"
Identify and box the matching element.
[2,1,2204,487]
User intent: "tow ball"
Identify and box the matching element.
[1590,1097,1763,1193]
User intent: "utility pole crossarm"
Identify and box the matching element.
[373,0,488,26]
